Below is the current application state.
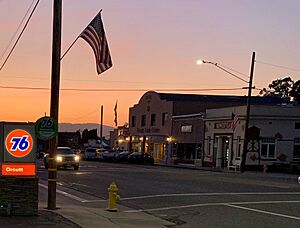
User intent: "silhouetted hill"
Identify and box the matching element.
[59,123,114,138]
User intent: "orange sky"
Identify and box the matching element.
[0,0,299,127]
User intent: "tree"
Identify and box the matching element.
[259,76,300,103]
[81,128,99,144]
[290,80,300,103]
[81,129,89,143]
[259,76,293,99]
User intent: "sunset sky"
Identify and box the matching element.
[0,0,299,128]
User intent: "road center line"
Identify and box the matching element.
[119,192,300,201]
[82,192,300,203]
[225,204,300,221]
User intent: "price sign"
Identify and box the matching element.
[35,116,58,140]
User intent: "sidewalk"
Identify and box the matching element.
[156,163,299,181]
[0,203,175,228]
[54,204,174,228]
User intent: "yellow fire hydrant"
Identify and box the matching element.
[263,164,268,173]
[107,182,120,212]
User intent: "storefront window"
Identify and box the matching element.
[151,114,156,126]
[141,115,146,127]
[162,112,168,126]
[260,137,276,158]
[293,138,300,159]
[131,116,136,127]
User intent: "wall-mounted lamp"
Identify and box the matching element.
[166,136,174,142]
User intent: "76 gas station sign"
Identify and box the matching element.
[0,122,36,176]
[5,129,33,158]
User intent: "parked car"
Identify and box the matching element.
[116,151,132,163]
[128,152,154,165]
[100,150,118,161]
[44,147,80,170]
[84,148,101,160]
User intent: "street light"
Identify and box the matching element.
[198,52,256,172]
[197,60,248,84]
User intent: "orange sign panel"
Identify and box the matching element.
[2,164,36,176]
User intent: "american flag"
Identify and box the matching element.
[231,113,239,130]
[114,100,118,126]
[80,12,112,74]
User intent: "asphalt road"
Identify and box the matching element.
[38,160,300,227]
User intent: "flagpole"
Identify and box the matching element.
[60,36,79,60]
[60,9,103,61]
[100,105,103,144]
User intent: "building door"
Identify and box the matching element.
[222,137,230,168]
[153,143,160,162]
[215,135,232,168]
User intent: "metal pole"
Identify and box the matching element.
[48,0,62,210]
[100,105,103,143]
[240,52,256,173]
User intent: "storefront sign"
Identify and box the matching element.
[181,125,192,133]
[214,122,231,129]
[1,164,36,176]
[137,128,160,133]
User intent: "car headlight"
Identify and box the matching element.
[74,156,80,161]
[56,156,63,162]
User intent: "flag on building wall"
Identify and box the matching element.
[231,113,239,130]
[80,12,112,74]
[114,101,118,126]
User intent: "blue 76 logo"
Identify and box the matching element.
[10,136,30,151]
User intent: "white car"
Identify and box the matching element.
[44,147,80,170]
[84,148,101,160]
[99,151,115,161]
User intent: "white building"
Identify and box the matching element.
[204,105,300,170]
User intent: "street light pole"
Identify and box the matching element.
[198,52,256,173]
[240,51,256,173]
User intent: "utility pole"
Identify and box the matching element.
[240,52,256,173]
[100,105,103,143]
[48,0,62,210]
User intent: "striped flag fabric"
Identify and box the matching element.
[114,101,118,126]
[231,113,239,130]
[80,12,112,74]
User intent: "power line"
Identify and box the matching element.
[67,108,99,122]
[1,75,242,87]
[256,60,300,72]
[0,85,247,92]
[0,0,40,72]
[0,0,35,62]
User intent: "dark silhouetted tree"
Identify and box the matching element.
[290,80,300,104]
[81,129,89,143]
[259,76,293,99]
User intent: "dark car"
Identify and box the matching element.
[128,152,154,165]
[44,147,80,170]
[116,151,132,163]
